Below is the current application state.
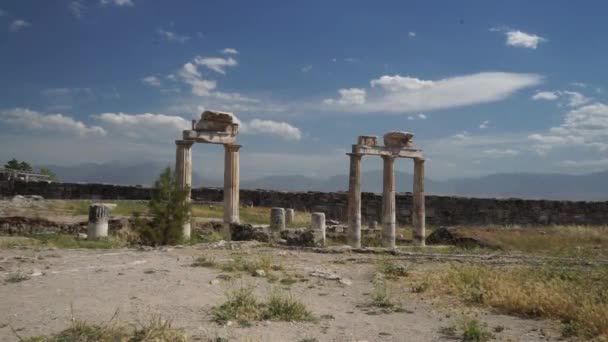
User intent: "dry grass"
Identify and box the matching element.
[451,225,608,258]
[20,317,186,341]
[413,263,608,339]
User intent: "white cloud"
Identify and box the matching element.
[141,76,161,87]
[194,56,237,74]
[94,112,189,138]
[532,90,591,107]
[323,88,366,105]
[505,30,545,49]
[483,148,520,157]
[532,91,559,101]
[69,1,84,18]
[408,31,416,37]
[157,29,190,43]
[558,159,608,168]
[479,120,490,129]
[528,103,608,152]
[178,62,217,96]
[100,0,134,6]
[0,108,106,137]
[240,119,302,141]
[452,131,470,140]
[301,65,312,73]
[9,19,31,32]
[370,75,434,91]
[324,72,541,113]
[221,48,238,55]
[408,113,427,120]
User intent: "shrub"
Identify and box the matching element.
[137,167,190,246]
[264,291,314,321]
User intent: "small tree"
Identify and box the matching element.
[138,167,191,246]
[19,161,33,172]
[4,158,21,170]
[39,167,57,181]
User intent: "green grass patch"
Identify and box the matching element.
[212,287,313,324]
[5,272,30,284]
[20,317,186,341]
[29,234,126,249]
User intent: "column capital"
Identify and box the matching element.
[414,157,425,163]
[224,144,242,152]
[346,153,363,159]
[381,154,396,161]
[175,140,194,147]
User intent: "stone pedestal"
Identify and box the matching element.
[270,207,285,231]
[413,158,426,246]
[381,156,396,248]
[223,144,241,224]
[347,153,362,248]
[311,212,326,246]
[87,204,108,239]
[285,208,295,225]
[175,140,194,239]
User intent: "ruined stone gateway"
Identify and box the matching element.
[175,110,241,239]
[347,132,425,248]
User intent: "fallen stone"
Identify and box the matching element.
[310,270,341,280]
[255,269,266,277]
[426,226,498,248]
[209,279,220,285]
[280,229,319,247]
[230,223,270,242]
[339,278,352,286]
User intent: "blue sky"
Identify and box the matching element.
[1,0,607,180]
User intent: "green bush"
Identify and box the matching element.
[137,167,190,246]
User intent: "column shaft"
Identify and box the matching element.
[382,156,396,248]
[175,140,193,239]
[413,158,426,246]
[347,153,362,247]
[223,144,241,224]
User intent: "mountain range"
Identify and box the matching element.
[41,161,608,201]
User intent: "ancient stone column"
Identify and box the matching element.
[175,140,193,240]
[270,207,285,231]
[347,153,362,248]
[285,208,295,225]
[87,204,108,239]
[223,144,241,224]
[311,212,326,246]
[381,155,396,248]
[413,158,426,246]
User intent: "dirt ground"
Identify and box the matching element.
[0,242,565,342]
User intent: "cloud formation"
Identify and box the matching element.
[505,30,545,49]
[240,119,302,141]
[9,19,30,32]
[157,29,190,43]
[194,56,237,74]
[0,108,106,137]
[221,48,238,55]
[141,76,161,87]
[100,0,134,6]
[323,72,542,113]
[532,90,591,107]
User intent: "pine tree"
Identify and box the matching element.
[138,167,191,246]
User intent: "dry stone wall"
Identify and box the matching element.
[2,180,607,226]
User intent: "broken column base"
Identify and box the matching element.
[280,228,324,247]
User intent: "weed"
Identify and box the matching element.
[212,287,260,324]
[191,256,216,268]
[5,272,30,284]
[264,291,314,321]
[377,259,409,279]
[460,318,493,342]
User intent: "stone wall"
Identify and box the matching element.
[2,180,607,226]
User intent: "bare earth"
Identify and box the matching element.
[0,243,562,342]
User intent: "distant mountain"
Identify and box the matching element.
[41,162,608,201]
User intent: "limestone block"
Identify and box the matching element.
[383,131,414,148]
[311,212,326,246]
[285,208,295,225]
[87,204,108,239]
[357,135,377,147]
[270,207,285,231]
[194,110,239,135]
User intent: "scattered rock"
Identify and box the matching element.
[310,270,341,280]
[254,269,266,277]
[209,279,220,285]
[426,226,498,248]
[230,223,270,242]
[280,229,321,247]
[339,278,352,286]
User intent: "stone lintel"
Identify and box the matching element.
[182,130,237,145]
[351,144,423,159]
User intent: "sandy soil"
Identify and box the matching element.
[0,243,562,342]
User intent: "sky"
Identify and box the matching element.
[1,0,607,181]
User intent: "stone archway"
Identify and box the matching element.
[175,110,241,239]
[346,132,426,248]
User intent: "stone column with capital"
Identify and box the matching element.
[175,140,193,240]
[347,153,362,248]
[413,158,426,246]
[223,144,241,224]
[381,155,396,248]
